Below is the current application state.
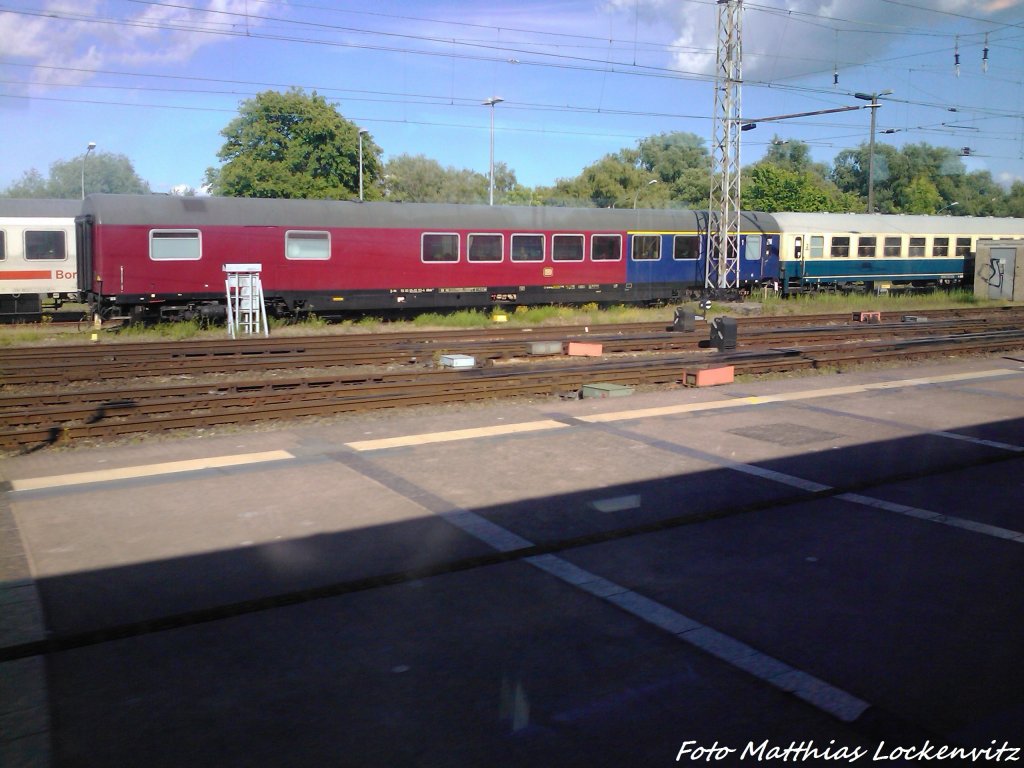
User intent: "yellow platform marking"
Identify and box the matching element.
[346,420,568,452]
[10,450,295,492]
[580,369,1020,424]
[10,370,1018,488]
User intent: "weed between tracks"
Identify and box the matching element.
[0,290,1000,347]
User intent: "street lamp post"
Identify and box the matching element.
[633,179,658,209]
[854,90,892,213]
[81,141,96,200]
[937,201,960,215]
[358,128,368,201]
[482,97,504,205]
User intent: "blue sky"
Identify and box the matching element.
[2,0,1023,195]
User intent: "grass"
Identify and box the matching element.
[758,288,980,316]
[0,289,1003,346]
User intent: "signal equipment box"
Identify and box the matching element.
[974,240,1024,301]
[710,316,737,351]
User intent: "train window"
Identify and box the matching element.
[932,237,949,258]
[909,237,926,257]
[744,234,762,261]
[956,238,972,258]
[511,234,544,262]
[468,233,503,262]
[0,231,5,260]
[857,236,876,258]
[884,237,902,257]
[631,234,660,261]
[673,235,699,260]
[809,236,824,258]
[150,230,201,261]
[286,231,330,260]
[830,236,850,258]
[591,234,622,261]
[422,233,458,262]
[25,230,67,260]
[552,234,584,261]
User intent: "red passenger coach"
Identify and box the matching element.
[76,194,767,321]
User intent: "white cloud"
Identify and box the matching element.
[997,171,1023,189]
[601,0,1024,81]
[0,0,265,86]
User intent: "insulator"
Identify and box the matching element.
[983,34,989,73]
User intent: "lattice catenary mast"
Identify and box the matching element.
[706,0,743,291]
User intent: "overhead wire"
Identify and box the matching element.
[1,0,1022,165]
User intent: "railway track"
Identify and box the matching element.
[2,306,1023,385]
[2,308,1023,451]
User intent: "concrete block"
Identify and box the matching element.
[439,354,475,368]
[852,311,881,323]
[683,366,735,387]
[528,341,563,356]
[566,342,603,357]
[581,383,634,398]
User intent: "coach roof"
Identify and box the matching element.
[770,211,1024,237]
[80,194,778,234]
[0,198,83,218]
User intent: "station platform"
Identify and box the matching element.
[3,355,1023,767]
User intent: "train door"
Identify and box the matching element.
[739,233,763,282]
[75,215,95,299]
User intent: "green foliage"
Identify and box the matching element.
[761,138,829,177]
[769,288,981,315]
[383,155,494,203]
[411,310,490,327]
[114,319,207,340]
[744,165,831,212]
[206,88,380,199]
[549,131,710,208]
[1007,182,1024,218]
[900,175,943,214]
[381,154,522,204]
[824,142,1009,215]
[2,152,150,198]
[512,305,565,324]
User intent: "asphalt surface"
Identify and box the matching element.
[2,355,1023,767]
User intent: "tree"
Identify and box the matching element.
[2,169,48,198]
[634,132,711,206]
[745,138,858,212]
[831,143,904,212]
[2,153,150,198]
[900,175,943,214]
[546,131,710,208]
[829,141,1015,215]
[743,165,831,212]
[206,88,380,199]
[761,138,831,178]
[381,155,519,204]
[1006,181,1024,218]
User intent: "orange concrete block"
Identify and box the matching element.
[683,365,735,387]
[566,342,603,357]
[853,311,881,323]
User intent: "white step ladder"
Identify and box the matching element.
[223,263,269,338]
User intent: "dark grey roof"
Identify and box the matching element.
[0,198,83,218]
[81,194,779,234]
